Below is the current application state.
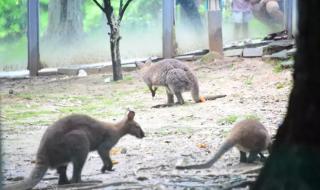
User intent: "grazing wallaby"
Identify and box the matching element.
[176,119,272,170]
[138,59,226,108]
[3,111,144,190]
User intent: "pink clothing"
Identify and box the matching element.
[232,0,252,12]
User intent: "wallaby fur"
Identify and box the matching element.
[138,59,225,107]
[176,119,272,170]
[3,111,144,190]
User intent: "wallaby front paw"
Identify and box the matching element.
[101,165,114,173]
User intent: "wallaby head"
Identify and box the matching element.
[136,59,158,98]
[122,110,145,139]
[136,59,152,70]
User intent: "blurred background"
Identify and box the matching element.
[0,0,296,71]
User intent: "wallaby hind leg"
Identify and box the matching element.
[175,92,185,104]
[167,92,174,104]
[57,165,69,185]
[247,152,259,163]
[239,151,247,163]
[66,132,90,183]
[152,89,175,108]
[70,151,88,183]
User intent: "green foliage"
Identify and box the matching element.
[0,0,27,41]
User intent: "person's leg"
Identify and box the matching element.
[242,11,252,39]
[232,11,242,40]
[242,22,249,39]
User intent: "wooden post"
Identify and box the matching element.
[285,0,293,39]
[208,0,223,55]
[27,0,40,76]
[163,0,176,58]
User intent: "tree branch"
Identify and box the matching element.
[92,0,106,14]
[103,0,115,29]
[119,0,133,22]
[119,0,124,17]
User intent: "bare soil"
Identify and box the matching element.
[0,58,292,189]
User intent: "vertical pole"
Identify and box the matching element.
[208,0,223,54]
[27,0,40,76]
[163,0,176,58]
[285,0,293,39]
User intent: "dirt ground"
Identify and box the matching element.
[0,58,292,189]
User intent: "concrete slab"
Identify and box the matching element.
[243,47,264,57]
[224,49,243,57]
[0,70,29,79]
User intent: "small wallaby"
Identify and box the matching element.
[138,59,226,108]
[176,119,272,170]
[3,111,144,190]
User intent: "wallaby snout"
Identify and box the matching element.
[133,127,145,139]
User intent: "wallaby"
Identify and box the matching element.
[138,59,226,108]
[3,111,144,190]
[176,119,272,170]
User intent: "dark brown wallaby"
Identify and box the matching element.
[138,59,226,108]
[3,111,144,190]
[176,119,272,170]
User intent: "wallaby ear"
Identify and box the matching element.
[127,110,135,121]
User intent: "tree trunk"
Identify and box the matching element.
[45,0,84,44]
[176,0,203,32]
[252,1,320,189]
[110,27,123,81]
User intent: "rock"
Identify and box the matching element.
[262,50,289,61]
[137,176,148,181]
[78,69,87,77]
[263,40,294,54]
[121,148,127,154]
[281,60,294,68]
[104,77,111,83]
[7,176,24,181]
[199,51,221,64]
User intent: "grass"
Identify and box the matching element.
[265,59,285,73]
[244,75,254,86]
[217,114,261,126]
[273,62,284,73]
[1,86,145,127]
[275,82,286,89]
[243,114,260,121]
[217,114,239,125]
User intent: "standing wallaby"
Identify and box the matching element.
[3,111,144,190]
[176,119,272,170]
[138,59,226,108]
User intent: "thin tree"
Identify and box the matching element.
[252,1,320,189]
[92,0,133,81]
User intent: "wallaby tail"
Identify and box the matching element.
[3,164,48,190]
[188,73,200,102]
[203,95,227,101]
[176,140,235,170]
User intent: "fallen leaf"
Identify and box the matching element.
[197,143,208,149]
[112,160,119,165]
[110,147,122,155]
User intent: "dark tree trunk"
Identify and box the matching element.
[176,0,203,32]
[93,0,133,81]
[252,1,320,189]
[110,26,122,81]
[45,0,84,44]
